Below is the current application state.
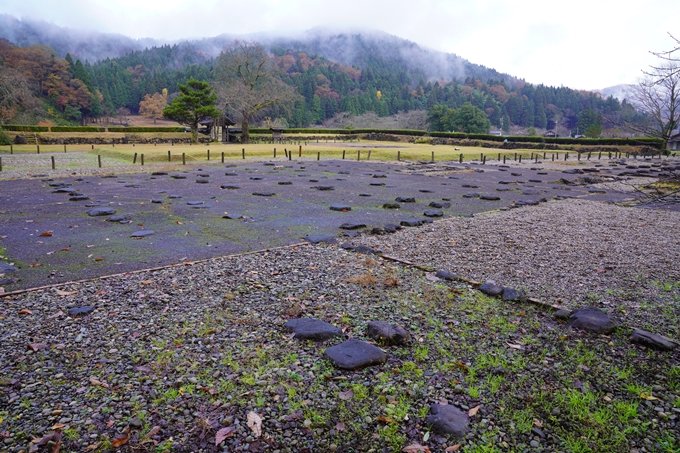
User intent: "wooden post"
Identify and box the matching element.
[483,155,486,164]
[133,152,137,164]
[182,153,186,165]
[543,152,546,159]
[552,154,555,161]
[274,148,276,158]
[317,152,320,161]
[37,145,40,154]
[398,150,401,161]
[141,154,144,166]
[514,152,517,161]
[587,152,591,160]
[51,156,55,170]
[168,150,171,162]
[64,144,67,152]
[357,150,360,161]
[498,152,501,161]
[0,157,2,171]
[299,145,302,158]
[367,150,371,160]
[342,150,346,160]
[207,149,210,161]
[503,155,506,164]
[221,152,225,163]
[288,150,291,161]
[242,148,245,159]
[10,144,13,154]
[519,155,522,163]
[565,153,568,161]
[531,153,534,160]
[480,153,483,161]
[91,145,94,150]
[431,151,435,162]
[578,153,581,161]
[98,155,102,168]
[598,152,601,160]
[459,153,463,163]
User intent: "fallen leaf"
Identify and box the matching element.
[111,429,130,447]
[640,392,659,401]
[47,310,64,319]
[50,423,67,430]
[94,257,104,262]
[30,263,42,267]
[506,342,523,350]
[402,444,431,453]
[39,232,53,237]
[335,421,346,432]
[534,418,543,428]
[214,426,235,446]
[142,426,160,439]
[469,405,481,417]
[28,343,48,351]
[56,289,77,296]
[338,389,354,400]
[84,443,99,451]
[140,280,154,285]
[89,376,109,389]
[378,416,397,424]
[445,445,461,452]
[247,411,262,437]
[28,430,62,453]
[19,309,33,315]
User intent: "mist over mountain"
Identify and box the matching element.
[0,14,162,62]
[0,15,517,86]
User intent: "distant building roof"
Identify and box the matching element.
[543,130,559,137]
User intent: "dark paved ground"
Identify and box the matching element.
[0,158,676,290]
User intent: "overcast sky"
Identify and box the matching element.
[3,0,679,90]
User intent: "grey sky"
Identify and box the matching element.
[3,0,679,90]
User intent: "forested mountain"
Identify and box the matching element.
[0,15,647,135]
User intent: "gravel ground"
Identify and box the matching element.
[1,171,680,453]
[346,198,680,337]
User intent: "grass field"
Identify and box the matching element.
[0,138,630,170]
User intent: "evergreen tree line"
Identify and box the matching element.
[1,38,650,133]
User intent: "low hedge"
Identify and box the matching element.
[2,125,49,132]
[107,126,186,133]
[51,126,104,132]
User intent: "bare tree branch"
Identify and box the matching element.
[214,40,300,143]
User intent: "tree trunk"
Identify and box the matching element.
[241,117,250,144]
[191,125,198,143]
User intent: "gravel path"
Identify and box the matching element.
[346,198,680,336]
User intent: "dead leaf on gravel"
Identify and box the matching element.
[402,444,431,453]
[445,445,461,452]
[83,443,99,451]
[28,430,62,453]
[56,290,77,296]
[47,311,64,320]
[28,343,48,351]
[111,428,130,447]
[335,421,346,432]
[140,280,154,285]
[338,389,354,400]
[469,405,481,417]
[506,342,523,350]
[89,376,109,388]
[640,392,659,401]
[377,416,397,424]
[142,426,160,439]
[30,263,42,267]
[19,309,32,315]
[214,426,235,446]
[246,411,262,437]
[93,257,104,262]
[534,418,543,428]
[39,232,53,237]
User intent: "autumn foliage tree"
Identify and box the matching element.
[139,88,168,123]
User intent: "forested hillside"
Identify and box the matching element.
[0,20,648,135]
